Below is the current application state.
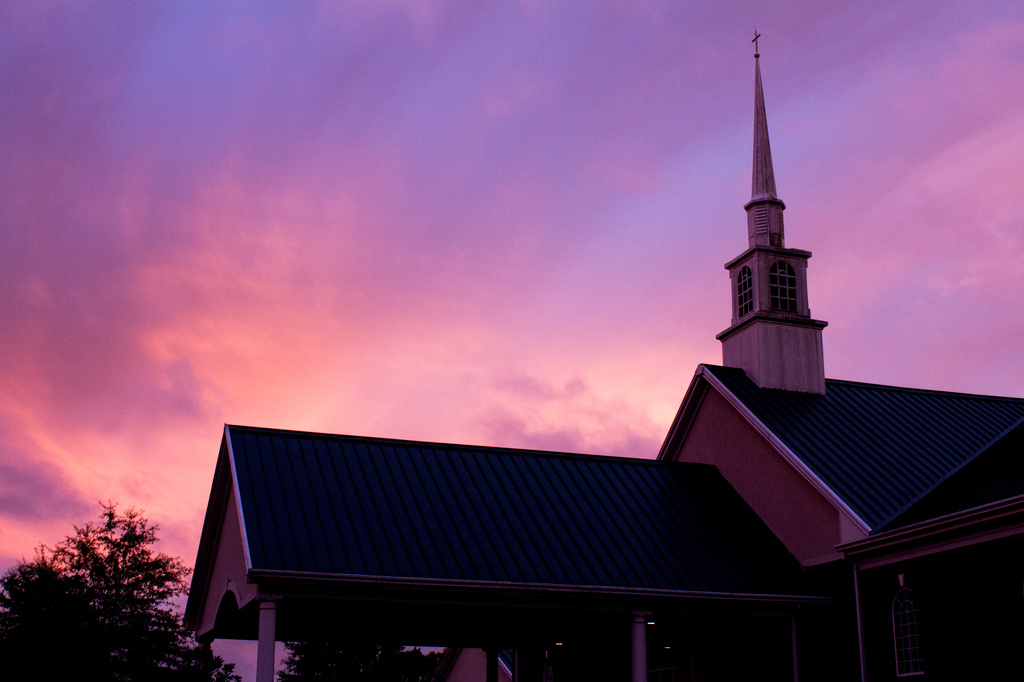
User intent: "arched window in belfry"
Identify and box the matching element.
[769,261,797,311]
[737,266,753,318]
[892,588,924,676]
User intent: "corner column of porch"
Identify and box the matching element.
[484,647,500,682]
[791,614,799,682]
[256,597,279,682]
[631,611,650,682]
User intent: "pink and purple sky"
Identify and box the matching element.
[1,0,1022,623]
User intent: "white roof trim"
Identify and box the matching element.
[223,424,254,573]
[699,366,872,535]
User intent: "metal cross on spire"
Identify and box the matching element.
[752,29,761,58]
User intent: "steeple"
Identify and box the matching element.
[745,47,786,248]
[716,42,828,394]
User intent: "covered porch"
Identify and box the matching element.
[185,425,828,681]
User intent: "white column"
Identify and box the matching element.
[485,648,499,682]
[631,611,649,682]
[256,598,278,682]
[791,614,799,682]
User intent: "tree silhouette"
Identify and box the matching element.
[279,641,442,682]
[0,502,238,682]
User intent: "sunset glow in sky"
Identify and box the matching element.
[1,0,1023,631]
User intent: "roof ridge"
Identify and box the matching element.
[823,378,1024,401]
[702,364,1024,401]
[224,423,678,467]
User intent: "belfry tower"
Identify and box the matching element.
[717,44,827,393]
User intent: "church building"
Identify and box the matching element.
[185,49,1024,682]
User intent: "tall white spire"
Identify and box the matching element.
[744,45,786,249]
[751,54,779,202]
[717,38,827,394]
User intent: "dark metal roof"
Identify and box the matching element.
[883,419,1024,529]
[225,424,809,598]
[704,365,1024,530]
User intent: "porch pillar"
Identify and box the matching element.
[791,614,799,682]
[631,611,650,682]
[256,598,278,682]
[484,647,499,682]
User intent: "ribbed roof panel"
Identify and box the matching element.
[705,365,1024,529]
[227,425,806,596]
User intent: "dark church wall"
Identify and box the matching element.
[858,534,1024,681]
[532,611,800,682]
[539,619,630,682]
[643,612,796,682]
[796,560,862,682]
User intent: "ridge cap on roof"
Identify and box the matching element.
[701,364,1024,402]
[225,423,675,467]
[824,378,1024,402]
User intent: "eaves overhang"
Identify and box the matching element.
[716,312,828,342]
[246,568,829,608]
[723,244,811,271]
[183,425,254,631]
[656,365,710,461]
[696,365,871,535]
[184,435,232,630]
[223,424,253,573]
[837,493,1024,570]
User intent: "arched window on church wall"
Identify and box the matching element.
[892,588,924,676]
